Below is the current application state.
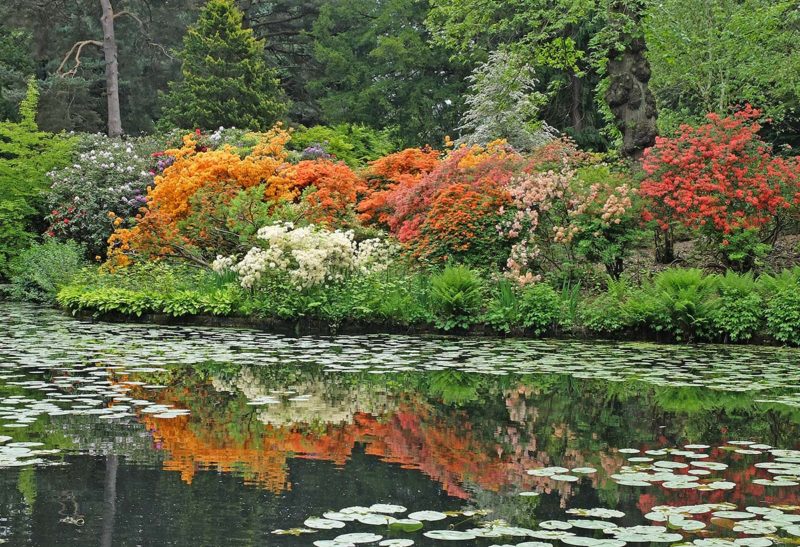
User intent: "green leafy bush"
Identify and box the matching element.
[8,240,85,302]
[290,124,396,167]
[759,267,800,345]
[580,277,635,335]
[429,265,483,330]
[711,271,763,342]
[0,78,75,275]
[649,268,719,341]
[483,279,520,333]
[518,283,559,335]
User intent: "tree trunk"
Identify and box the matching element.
[604,1,657,160]
[100,0,122,137]
[570,72,583,134]
[100,455,118,547]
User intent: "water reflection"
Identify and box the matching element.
[0,303,799,546]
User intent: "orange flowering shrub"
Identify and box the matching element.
[358,147,441,227]
[293,159,366,225]
[107,127,296,265]
[415,182,511,266]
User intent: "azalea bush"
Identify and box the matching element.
[502,164,639,285]
[215,222,397,291]
[107,127,297,265]
[292,159,366,226]
[45,133,162,257]
[640,106,800,270]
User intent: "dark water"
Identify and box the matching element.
[0,303,799,546]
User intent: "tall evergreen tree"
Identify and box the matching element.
[161,0,287,131]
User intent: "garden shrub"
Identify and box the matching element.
[710,271,763,342]
[107,127,296,265]
[640,106,800,269]
[429,265,484,330]
[290,124,396,167]
[45,133,161,257]
[292,159,366,226]
[759,267,800,345]
[501,163,639,285]
[0,78,75,276]
[648,268,719,341]
[580,277,634,335]
[8,240,85,303]
[518,283,559,335]
[483,279,520,333]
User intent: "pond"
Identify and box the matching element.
[0,303,799,546]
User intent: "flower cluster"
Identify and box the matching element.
[45,133,160,256]
[353,238,398,274]
[640,105,799,266]
[229,223,357,290]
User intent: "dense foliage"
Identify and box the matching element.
[160,0,287,131]
[0,80,75,276]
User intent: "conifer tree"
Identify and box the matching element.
[161,0,287,131]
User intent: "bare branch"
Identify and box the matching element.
[57,40,103,77]
[114,9,174,59]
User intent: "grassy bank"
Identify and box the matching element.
[51,262,800,346]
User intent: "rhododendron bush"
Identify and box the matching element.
[359,141,523,266]
[640,106,800,269]
[214,222,397,290]
[46,133,160,257]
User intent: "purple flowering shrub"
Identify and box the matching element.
[45,133,162,257]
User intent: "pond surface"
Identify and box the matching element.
[1,303,800,547]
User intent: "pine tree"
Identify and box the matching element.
[161,0,287,131]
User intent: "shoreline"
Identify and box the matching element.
[61,307,785,347]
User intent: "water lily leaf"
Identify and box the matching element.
[334,533,384,544]
[304,518,347,530]
[423,530,477,541]
[407,511,448,522]
[389,520,423,533]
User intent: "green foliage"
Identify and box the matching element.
[759,267,800,345]
[518,283,559,335]
[429,265,484,330]
[161,0,287,131]
[649,268,719,341]
[483,279,521,333]
[0,79,76,276]
[710,271,763,342]
[289,124,397,167]
[8,240,85,303]
[645,0,800,142]
[0,28,34,122]
[308,0,468,147]
[581,277,635,334]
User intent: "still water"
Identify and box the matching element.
[0,303,799,546]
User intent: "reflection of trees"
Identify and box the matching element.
[127,365,800,509]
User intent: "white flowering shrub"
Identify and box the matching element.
[219,223,398,291]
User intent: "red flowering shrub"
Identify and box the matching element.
[293,159,366,226]
[389,142,523,243]
[640,106,800,269]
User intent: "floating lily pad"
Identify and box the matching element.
[304,518,346,530]
[407,511,447,522]
[423,530,477,541]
